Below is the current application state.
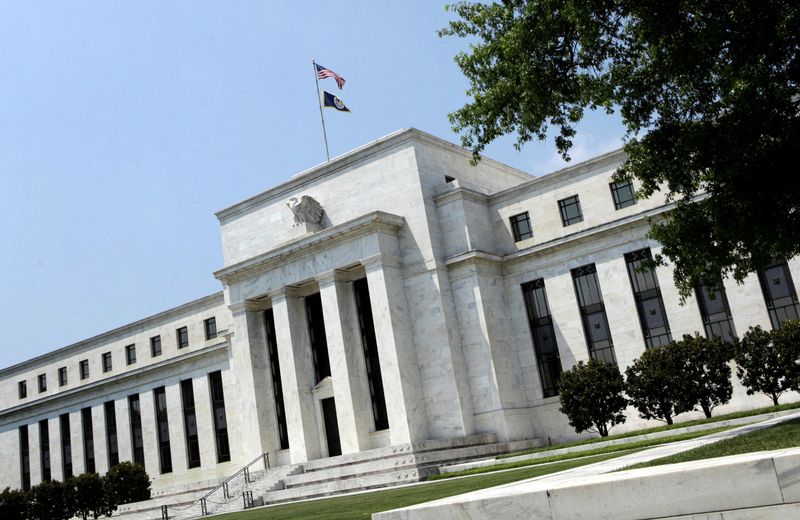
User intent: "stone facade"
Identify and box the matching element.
[1,128,798,494]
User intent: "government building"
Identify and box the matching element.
[1,129,798,512]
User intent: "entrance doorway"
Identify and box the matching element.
[320,397,342,457]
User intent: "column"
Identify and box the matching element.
[116,398,133,463]
[49,417,63,481]
[165,382,187,474]
[363,256,428,444]
[194,374,217,469]
[29,421,42,485]
[91,404,109,474]
[271,287,321,463]
[69,410,85,476]
[317,270,372,453]
[139,389,161,478]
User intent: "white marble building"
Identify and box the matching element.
[1,128,798,494]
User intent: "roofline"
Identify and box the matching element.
[215,128,533,223]
[0,291,225,377]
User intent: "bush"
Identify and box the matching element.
[104,462,151,507]
[28,479,71,520]
[558,358,627,437]
[736,323,800,405]
[625,344,689,425]
[0,487,27,519]
[67,473,113,520]
[677,333,734,418]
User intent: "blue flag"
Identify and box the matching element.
[322,91,350,112]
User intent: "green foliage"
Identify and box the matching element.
[27,479,72,520]
[67,473,113,520]
[676,334,734,418]
[0,487,27,519]
[625,345,690,425]
[441,1,800,297]
[104,462,151,507]
[735,323,800,406]
[557,358,627,437]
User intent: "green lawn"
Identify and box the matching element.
[210,451,630,520]
[498,401,800,460]
[623,417,800,470]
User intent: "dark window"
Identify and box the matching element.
[18,381,26,399]
[354,278,389,431]
[610,180,636,210]
[39,419,51,482]
[125,344,136,365]
[180,379,201,468]
[204,317,217,340]
[264,309,289,450]
[128,394,145,467]
[176,326,189,349]
[20,425,30,491]
[79,359,90,380]
[58,367,68,387]
[572,264,617,364]
[102,352,112,373]
[60,413,72,479]
[305,293,332,384]
[150,335,162,357]
[153,387,172,473]
[208,371,230,463]
[758,260,800,330]
[695,279,737,343]
[558,195,583,226]
[38,374,47,393]
[104,401,119,468]
[522,279,563,398]
[625,248,672,348]
[510,212,533,242]
[81,407,95,473]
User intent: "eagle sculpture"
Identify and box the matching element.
[286,195,325,227]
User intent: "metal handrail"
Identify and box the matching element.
[197,452,270,515]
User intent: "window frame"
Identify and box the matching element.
[38,374,47,393]
[102,352,113,373]
[125,344,137,365]
[204,317,217,340]
[610,179,636,210]
[150,335,162,357]
[79,359,90,380]
[176,326,189,349]
[509,212,533,242]
[558,195,584,226]
[58,367,68,387]
[18,380,27,399]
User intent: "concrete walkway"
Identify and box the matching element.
[374,410,800,520]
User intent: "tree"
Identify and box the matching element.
[557,358,627,437]
[441,1,800,298]
[67,473,113,520]
[735,324,800,405]
[104,462,151,507]
[676,334,734,418]
[0,487,27,519]
[27,480,73,520]
[625,345,690,425]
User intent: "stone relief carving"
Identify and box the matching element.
[287,195,325,227]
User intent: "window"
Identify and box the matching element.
[58,367,68,387]
[181,379,201,468]
[695,278,737,343]
[522,279,563,398]
[125,344,136,365]
[20,425,30,491]
[81,407,95,474]
[265,309,289,450]
[758,260,800,330]
[104,401,119,468]
[558,195,583,226]
[102,352,112,373]
[354,278,389,431]
[610,179,636,210]
[510,212,533,242]
[625,248,672,348]
[209,371,231,463]
[305,293,331,384]
[60,414,72,479]
[150,335,162,357]
[38,374,47,393]
[18,381,26,399]
[128,394,145,467]
[79,359,89,380]
[39,419,51,482]
[153,386,172,473]
[572,264,617,364]
[204,317,217,340]
[176,326,189,349]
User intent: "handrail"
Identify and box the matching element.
[196,452,270,515]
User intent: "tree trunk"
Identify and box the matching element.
[772,393,780,406]
[701,401,712,418]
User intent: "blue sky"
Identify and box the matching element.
[0,1,625,368]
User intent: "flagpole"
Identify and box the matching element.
[312,60,331,162]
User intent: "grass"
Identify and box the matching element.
[623,417,800,470]
[209,451,630,520]
[498,400,800,460]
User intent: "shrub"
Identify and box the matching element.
[678,333,734,418]
[0,487,27,519]
[736,323,800,405]
[104,462,151,507]
[558,358,627,437]
[625,344,689,425]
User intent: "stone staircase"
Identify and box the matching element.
[113,434,540,518]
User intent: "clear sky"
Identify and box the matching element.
[0,1,625,369]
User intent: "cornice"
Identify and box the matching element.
[0,340,230,423]
[214,211,405,285]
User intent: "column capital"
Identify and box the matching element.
[315,269,353,287]
[360,254,402,271]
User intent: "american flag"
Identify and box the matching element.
[315,63,346,89]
